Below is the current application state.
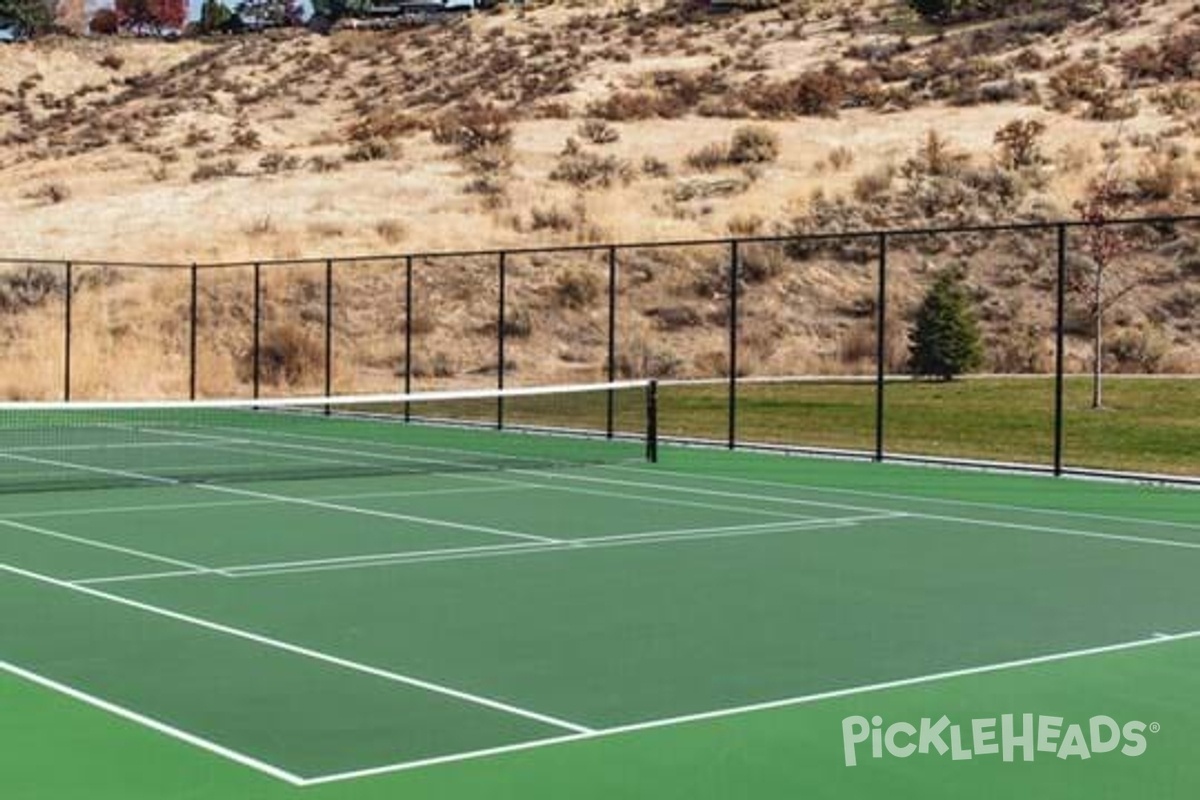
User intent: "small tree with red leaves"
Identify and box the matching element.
[89,7,119,34]
[116,0,187,34]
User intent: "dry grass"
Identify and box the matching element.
[0,0,1197,395]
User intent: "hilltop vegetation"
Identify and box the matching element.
[0,0,1197,399]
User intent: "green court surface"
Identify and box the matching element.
[2,422,1199,798]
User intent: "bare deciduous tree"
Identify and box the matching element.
[1071,156,1141,410]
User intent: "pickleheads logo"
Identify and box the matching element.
[842,715,1159,767]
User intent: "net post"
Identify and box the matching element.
[646,379,659,464]
[324,259,333,415]
[189,262,198,401]
[874,232,887,463]
[1053,224,1067,476]
[497,250,506,430]
[606,246,618,439]
[727,239,739,450]
[404,255,413,423]
[252,262,261,401]
[64,260,72,402]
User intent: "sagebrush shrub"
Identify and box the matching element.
[791,67,848,116]
[728,126,780,164]
[994,119,1046,169]
[686,142,729,172]
[551,150,631,188]
[529,207,574,233]
[344,138,396,162]
[431,104,513,155]
[585,91,664,121]
[577,119,620,145]
[554,269,601,309]
[190,159,238,182]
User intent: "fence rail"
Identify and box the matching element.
[2,213,1198,484]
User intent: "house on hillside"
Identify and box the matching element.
[322,0,488,30]
[361,0,483,14]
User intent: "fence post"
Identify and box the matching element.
[607,246,618,439]
[324,259,333,412]
[646,379,659,464]
[404,256,413,422]
[64,261,72,402]
[728,240,739,450]
[1054,224,1068,476]
[252,263,261,401]
[875,233,888,462]
[497,251,507,430]
[189,263,198,401]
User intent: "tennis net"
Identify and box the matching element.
[0,380,658,493]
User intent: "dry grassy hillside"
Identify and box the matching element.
[0,0,1198,398]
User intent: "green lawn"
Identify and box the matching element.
[653,376,1199,478]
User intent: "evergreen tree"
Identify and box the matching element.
[310,0,368,23]
[908,272,983,381]
[907,0,954,21]
[0,0,53,35]
[198,0,234,32]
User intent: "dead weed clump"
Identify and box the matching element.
[347,110,422,143]
[431,104,514,156]
[22,182,71,205]
[577,119,621,145]
[554,269,602,310]
[686,126,780,173]
[551,139,632,189]
[432,104,515,206]
[1047,61,1138,120]
[248,323,323,387]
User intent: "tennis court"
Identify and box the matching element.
[2,381,1199,798]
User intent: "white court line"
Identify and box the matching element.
[138,424,817,524]
[0,518,225,577]
[223,516,887,579]
[152,411,1199,534]
[140,424,523,474]
[514,469,900,516]
[0,451,178,486]
[0,659,306,786]
[6,439,239,453]
[4,448,557,547]
[0,449,372,490]
[606,465,1200,532]
[72,516,883,585]
[73,567,213,586]
[913,512,1200,552]
[5,425,1197,784]
[229,515,878,578]
[197,484,559,545]
[536,469,1200,553]
[0,483,536,520]
[184,433,811,524]
[300,626,1200,786]
[461,473,816,522]
[67,423,1200,554]
[0,561,593,735]
[87,420,871,533]
[187,438,384,471]
[138,432,826,541]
